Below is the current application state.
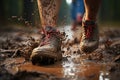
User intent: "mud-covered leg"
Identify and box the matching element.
[37,0,61,27]
[30,0,62,65]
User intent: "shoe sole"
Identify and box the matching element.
[80,42,99,53]
[30,51,62,65]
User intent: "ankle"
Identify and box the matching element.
[84,15,97,22]
[82,20,96,26]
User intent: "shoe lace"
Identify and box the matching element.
[40,26,61,46]
[84,25,94,39]
[83,20,96,39]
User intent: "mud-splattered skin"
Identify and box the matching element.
[37,0,60,27]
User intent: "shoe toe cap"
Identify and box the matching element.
[30,46,62,65]
[80,41,99,53]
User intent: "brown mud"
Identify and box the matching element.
[0,25,120,80]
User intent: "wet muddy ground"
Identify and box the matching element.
[0,25,120,80]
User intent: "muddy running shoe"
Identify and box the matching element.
[80,20,99,53]
[30,26,62,65]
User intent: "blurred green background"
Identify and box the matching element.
[0,0,120,27]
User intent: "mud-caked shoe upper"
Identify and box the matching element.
[80,20,99,53]
[30,26,62,65]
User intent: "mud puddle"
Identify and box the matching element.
[2,56,119,80]
[20,59,103,80]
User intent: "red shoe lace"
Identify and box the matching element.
[84,25,95,39]
[83,20,96,39]
[40,26,61,46]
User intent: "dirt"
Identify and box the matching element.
[0,25,120,80]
